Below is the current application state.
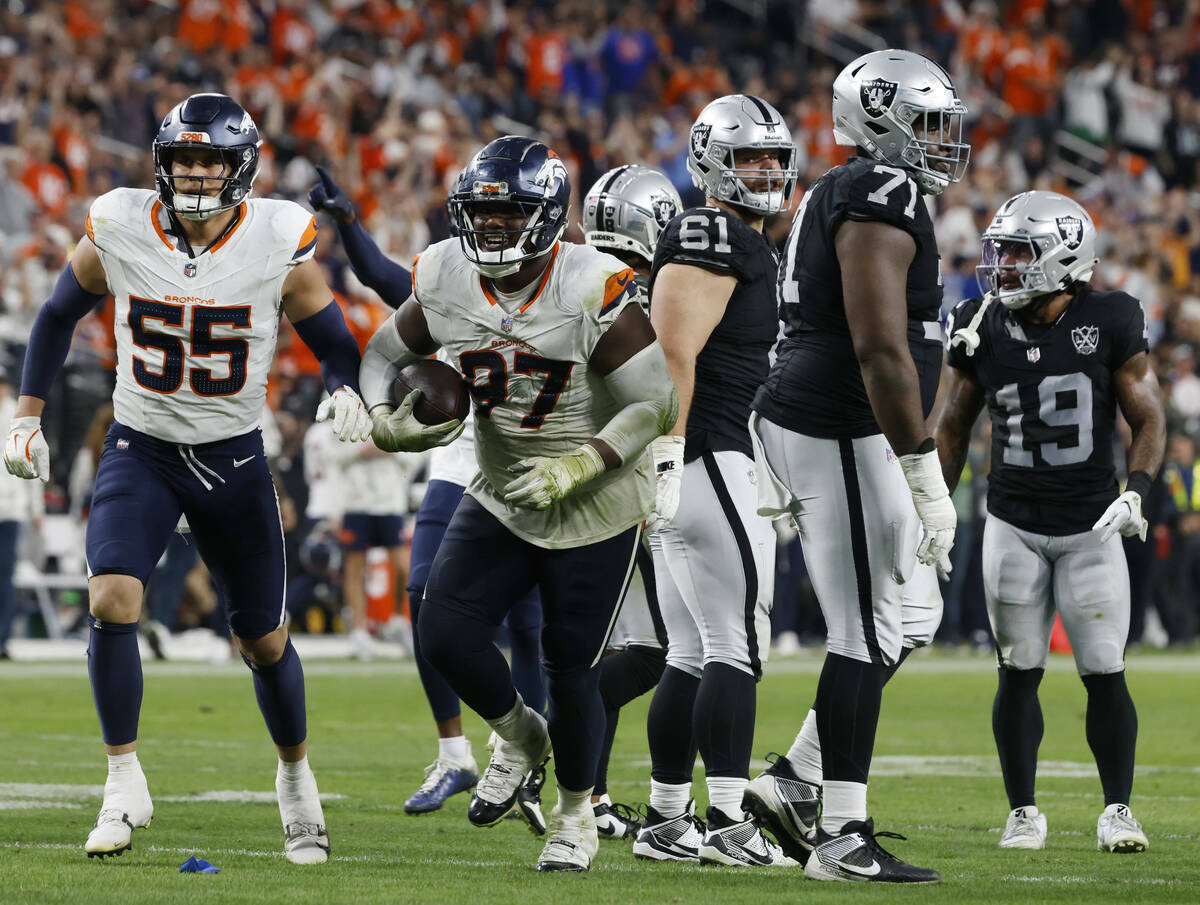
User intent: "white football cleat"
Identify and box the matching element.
[85,762,154,858]
[278,762,330,864]
[1097,804,1148,853]
[698,807,799,867]
[536,800,599,872]
[350,628,374,662]
[468,721,551,828]
[632,801,705,862]
[999,806,1047,849]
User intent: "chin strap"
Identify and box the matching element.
[948,292,995,357]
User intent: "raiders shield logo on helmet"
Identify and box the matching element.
[1056,216,1084,250]
[860,78,898,117]
[1071,324,1099,355]
[651,195,679,228]
[691,124,712,159]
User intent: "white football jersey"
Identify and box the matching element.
[87,188,318,445]
[413,239,653,549]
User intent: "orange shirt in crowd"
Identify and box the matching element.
[271,6,317,64]
[22,161,70,218]
[525,28,569,98]
[176,0,223,53]
[1003,31,1066,117]
[65,0,104,39]
[961,20,1007,87]
[661,64,732,114]
[52,124,90,195]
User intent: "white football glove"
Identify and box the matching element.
[1092,491,1148,543]
[314,386,373,442]
[502,444,605,511]
[370,389,465,453]
[645,435,684,534]
[5,416,50,482]
[899,446,956,580]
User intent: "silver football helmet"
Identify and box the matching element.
[581,165,683,267]
[977,191,1098,310]
[832,49,969,196]
[686,94,798,215]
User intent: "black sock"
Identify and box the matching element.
[882,645,913,686]
[694,662,756,777]
[87,615,142,746]
[647,665,700,784]
[594,707,619,796]
[1082,671,1138,805]
[814,652,886,783]
[993,667,1044,808]
[243,639,308,748]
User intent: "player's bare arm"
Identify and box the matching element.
[932,361,986,493]
[281,258,372,442]
[647,262,737,438]
[359,296,461,454]
[837,219,926,455]
[1113,350,1166,480]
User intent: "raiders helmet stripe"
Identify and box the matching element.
[745,94,777,125]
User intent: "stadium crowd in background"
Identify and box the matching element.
[0,0,1198,655]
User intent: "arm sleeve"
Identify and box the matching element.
[1109,293,1150,369]
[290,301,363,395]
[20,263,107,400]
[337,219,413,310]
[359,303,428,410]
[593,341,679,465]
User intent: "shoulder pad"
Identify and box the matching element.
[257,199,319,264]
[411,238,463,307]
[86,188,153,249]
[842,162,922,231]
[655,207,748,279]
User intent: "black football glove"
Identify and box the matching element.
[307,165,357,225]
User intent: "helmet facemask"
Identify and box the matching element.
[896,104,970,195]
[154,144,258,221]
[977,234,1074,310]
[700,143,798,215]
[448,195,565,278]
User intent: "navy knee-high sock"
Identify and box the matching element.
[546,664,604,791]
[87,615,142,746]
[243,639,307,748]
[993,667,1044,808]
[409,595,462,724]
[1082,671,1138,805]
[647,665,700,784]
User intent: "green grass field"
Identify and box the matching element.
[2,651,1198,904]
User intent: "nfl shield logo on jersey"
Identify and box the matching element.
[1027,347,1041,363]
[1071,325,1099,355]
[183,262,197,278]
[501,315,514,333]
[860,79,897,117]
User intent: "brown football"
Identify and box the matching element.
[390,359,471,425]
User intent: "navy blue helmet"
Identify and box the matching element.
[153,93,261,220]
[446,136,570,277]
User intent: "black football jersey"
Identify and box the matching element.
[649,206,780,462]
[946,288,1149,536]
[753,156,944,439]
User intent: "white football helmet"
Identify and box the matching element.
[832,49,970,196]
[581,165,683,267]
[687,94,798,215]
[977,191,1098,310]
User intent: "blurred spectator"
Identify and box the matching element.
[1153,432,1200,644]
[0,368,44,657]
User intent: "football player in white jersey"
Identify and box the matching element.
[360,136,677,871]
[3,94,372,864]
[309,168,549,823]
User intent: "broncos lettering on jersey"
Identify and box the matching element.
[649,206,779,462]
[946,287,1149,535]
[755,156,944,439]
[412,238,652,549]
[86,187,317,445]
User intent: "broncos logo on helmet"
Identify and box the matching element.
[153,93,261,221]
[446,136,570,278]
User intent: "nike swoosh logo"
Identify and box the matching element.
[839,859,881,877]
[613,272,631,287]
[233,456,256,468]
